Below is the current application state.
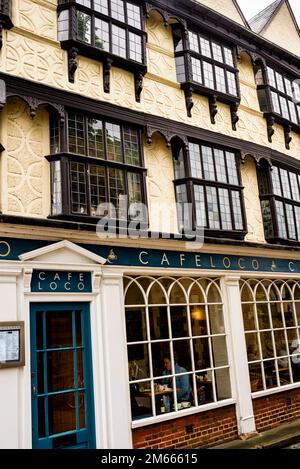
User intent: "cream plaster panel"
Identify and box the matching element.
[144,134,178,234]
[13,0,57,41]
[262,3,300,57]
[4,98,50,218]
[145,15,175,52]
[147,47,177,82]
[194,0,245,25]
[241,157,266,244]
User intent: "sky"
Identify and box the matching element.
[237,0,300,24]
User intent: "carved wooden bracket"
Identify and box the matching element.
[145,125,188,149]
[184,86,194,118]
[241,151,272,169]
[68,47,78,84]
[103,57,113,93]
[230,103,239,131]
[0,20,4,50]
[134,71,145,102]
[209,95,218,124]
[0,78,6,111]
[284,124,292,150]
[266,115,275,143]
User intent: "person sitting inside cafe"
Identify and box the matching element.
[162,355,192,401]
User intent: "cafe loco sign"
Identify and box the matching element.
[0,237,300,274]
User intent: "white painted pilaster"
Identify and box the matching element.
[221,275,256,436]
[100,268,132,449]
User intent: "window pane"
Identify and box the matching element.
[212,336,228,367]
[286,204,296,239]
[225,152,239,185]
[261,199,274,238]
[112,25,126,58]
[87,118,104,158]
[275,200,287,238]
[214,149,227,183]
[77,12,91,43]
[288,101,298,124]
[129,32,142,62]
[176,185,191,231]
[224,47,234,66]
[275,72,284,92]
[189,142,202,178]
[194,185,206,227]
[215,368,231,400]
[106,123,122,162]
[68,112,85,155]
[208,304,225,334]
[95,18,109,51]
[173,148,185,179]
[149,306,169,340]
[218,188,232,230]
[267,67,276,87]
[289,172,300,202]
[189,31,199,52]
[50,116,60,154]
[128,172,142,219]
[211,42,223,62]
[126,307,147,342]
[231,191,243,230]
[203,61,214,89]
[200,37,211,58]
[227,71,237,96]
[295,206,300,241]
[70,162,87,214]
[215,66,226,93]
[124,127,139,166]
[206,186,220,229]
[202,146,215,181]
[127,2,141,29]
[284,78,293,97]
[51,161,62,216]
[271,92,280,114]
[191,57,202,84]
[280,169,291,199]
[175,56,186,82]
[89,164,107,217]
[111,0,125,22]
[109,167,125,217]
[271,167,282,196]
[94,0,108,15]
[242,304,256,331]
[279,96,290,120]
[58,10,69,41]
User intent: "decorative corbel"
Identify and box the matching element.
[134,71,145,102]
[0,20,4,50]
[266,115,275,143]
[92,270,102,293]
[284,124,292,150]
[103,57,113,93]
[209,95,218,124]
[230,103,239,131]
[184,86,194,118]
[26,97,39,118]
[68,47,78,83]
[23,268,33,293]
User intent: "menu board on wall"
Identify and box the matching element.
[0,322,25,368]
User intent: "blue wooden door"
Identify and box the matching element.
[30,302,96,449]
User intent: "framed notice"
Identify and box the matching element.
[0,322,25,368]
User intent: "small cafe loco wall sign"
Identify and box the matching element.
[31,271,92,293]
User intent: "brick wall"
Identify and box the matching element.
[132,405,238,449]
[253,388,300,432]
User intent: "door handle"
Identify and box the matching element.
[32,385,37,397]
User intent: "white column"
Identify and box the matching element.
[0,271,22,449]
[221,275,256,435]
[100,268,132,449]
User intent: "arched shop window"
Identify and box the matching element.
[240,279,300,393]
[124,276,231,422]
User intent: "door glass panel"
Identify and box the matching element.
[38,397,46,438]
[77,349,84,388]
[48,392,77,435]
[36,312,44,350]
[37,352,45,394]
[76,311,82,346]
[47,350,75,392]
[47,311,73,348]
[79,392,86,429]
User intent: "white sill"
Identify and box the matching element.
[131,398,236,429]
[252,381,300,399]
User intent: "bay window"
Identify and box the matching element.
[173,141,246,239]
[258,162,300,244]
[57,0,146,98]
[48,111,146,222]
[173,26,240,128]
